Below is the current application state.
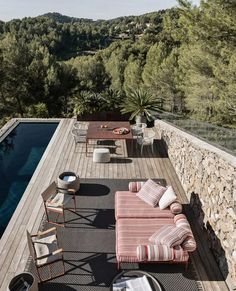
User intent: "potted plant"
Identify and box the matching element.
[120,88,160,125]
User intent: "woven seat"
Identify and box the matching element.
[93,148,110,163]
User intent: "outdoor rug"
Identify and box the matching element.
[26,178,204,291]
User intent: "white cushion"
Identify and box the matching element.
[33,234,62,265]
[46,193,72,209]
[158,186,177,210]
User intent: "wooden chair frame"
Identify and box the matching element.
[41,182,76,227]
[27,227,65,282]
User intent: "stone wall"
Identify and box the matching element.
[155,120,236,289]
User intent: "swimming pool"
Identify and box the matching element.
[0,122,58,236]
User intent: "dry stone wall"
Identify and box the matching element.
[155,120,236,290]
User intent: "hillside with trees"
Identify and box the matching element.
[0,0,235,127]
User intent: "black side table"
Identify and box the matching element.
[110,270,162,291]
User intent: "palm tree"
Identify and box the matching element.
[120,88,160,122]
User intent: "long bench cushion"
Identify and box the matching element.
[115,191,174,219]
[116,218,189,263]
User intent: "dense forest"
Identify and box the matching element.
[0,0,236,127]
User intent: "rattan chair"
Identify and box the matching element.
[41,181,76,227]
[27,227,65,282]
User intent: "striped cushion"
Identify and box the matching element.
[173,246,189,261]
[116,218,189,263]
[115,191,174,219]
[174,214,192,233]
[170,201,182,214]
[136,245,173,261]
[116,218,174,263]
[136,245,147,261]
[149,225,190,247]
[174,214,197,252]
[182,236,197,252]
[136,179,166,207]
[128,181,145,192]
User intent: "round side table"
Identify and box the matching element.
[110,270,162,291]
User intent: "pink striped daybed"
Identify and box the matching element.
[116,218,190,268]
[115,181,196,268]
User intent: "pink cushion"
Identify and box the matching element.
[115,191,174,219]
[116,218,175,263]
[174,214,197,252]
[136,179,166,207]
[149,225,190,247]
[137,244,174,261]
[173,246,187,260]
[170,201,182,214]
[136,245,147,261]
[182,236,197,252]
[128,181,145,192]
[174,214,192,233]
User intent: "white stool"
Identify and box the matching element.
[93,148,110,163]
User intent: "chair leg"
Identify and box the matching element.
[63,209,65,227]
[62,254,66,274]
[37,266,42,282]
[117,262,120,270]
[44,204,50,223]
[151,143,154,154]
[48,264,52,280]
[141,144,143,156]
[185,261,189,271]
[74,196,76,211]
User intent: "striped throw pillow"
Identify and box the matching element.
[173,245,186,261]
[174,214,192,232]
[149,225,191,247]
[182,236,197,252]
[128,181,145,192]
[136,245,173,261]
[170,201,182,214]
[136,179,166,207]
[136,245,147,261]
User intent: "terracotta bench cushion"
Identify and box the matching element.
[115,191,174,220]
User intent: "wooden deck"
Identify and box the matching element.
[0,118,229,290]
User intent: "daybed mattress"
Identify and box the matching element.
[115,191,174,219]
[116,218,189,263]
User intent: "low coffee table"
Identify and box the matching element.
[110,270,162,291]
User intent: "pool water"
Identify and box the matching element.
[0,122,58,236]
